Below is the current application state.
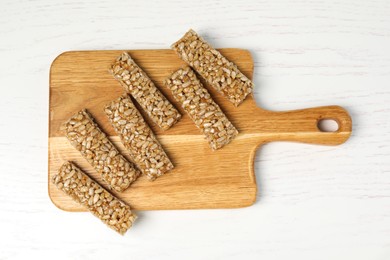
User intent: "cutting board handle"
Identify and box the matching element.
[261,105,352,146]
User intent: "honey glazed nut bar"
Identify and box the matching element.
[171,29,254,106]
[165,66,238,150]
[62,109,140,192]
[105,94,174,180]
[52,162,137,235]
[109,52,181,130]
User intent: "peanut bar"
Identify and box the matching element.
[105,94,174,180]
[171,29,253,106]
[52,162,137,235]
[109,52,181,130]
[62,109,140,192]
[164,66,238,150]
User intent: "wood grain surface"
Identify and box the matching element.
[2,0,390,259]
[49,49,351,211]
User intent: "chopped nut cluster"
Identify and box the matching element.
[52,162,137,235]
[62,109,140,192]
[165,66,238,150]
[105,94,174,180]
[109,52,181,130]
[172,29,254,106]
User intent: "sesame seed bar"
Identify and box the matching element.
[109,52,181,130]
[105,94,174,180]
[62,109,140,192]
[52,162,137,235]
[171,29,254,106]
[164,66,238,150]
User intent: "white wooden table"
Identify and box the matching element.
[1,0,389,259]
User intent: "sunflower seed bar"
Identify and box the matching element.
[109,52,181,130]
[52,162,137,235]
[105,94,174,180]
[165,66,238,150]
[62,109,140,192]
[171,29,254,106]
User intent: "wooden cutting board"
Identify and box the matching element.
[49,49,352,211]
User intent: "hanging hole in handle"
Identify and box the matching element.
[317,119,339,132]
